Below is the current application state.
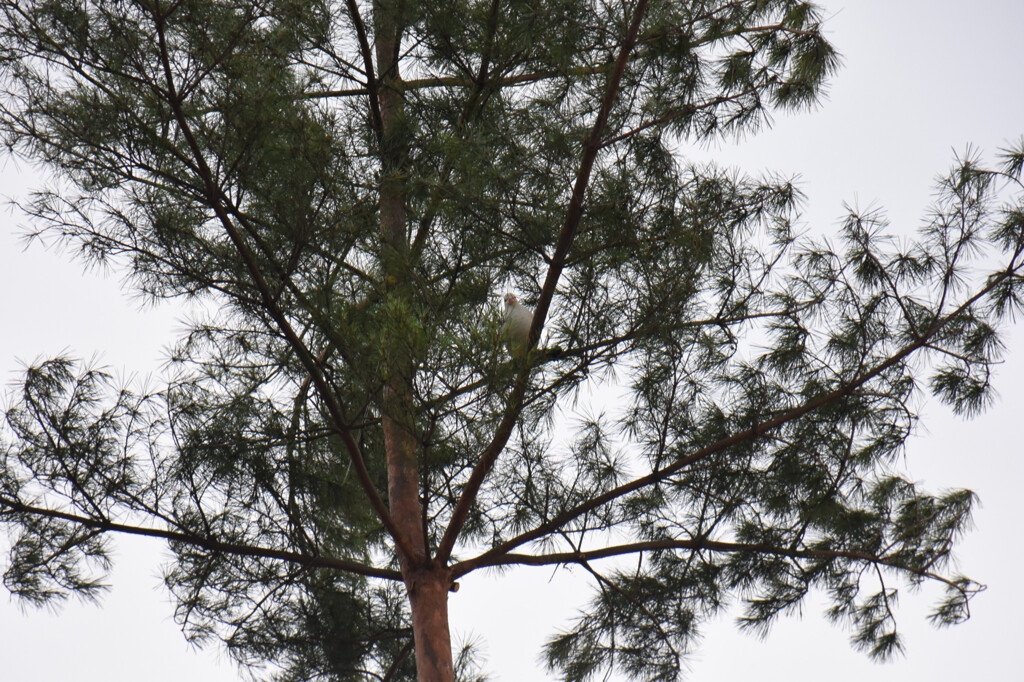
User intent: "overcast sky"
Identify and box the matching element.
[2,1,1022,680]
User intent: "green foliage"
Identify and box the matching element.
[0,1,1021,680]
[2,359,146,604]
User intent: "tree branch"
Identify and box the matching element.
[457,252,1024,572]
[342,0,383,137]
[0,496,402,582]
[435,0,651,565]
[148,1,416,561]
[452,538,973,593]
[300,64,613,99]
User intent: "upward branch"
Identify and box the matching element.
[148,0,414,561]
[436,0,651,564]
[343,0,384,138]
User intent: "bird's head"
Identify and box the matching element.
[504,293,518,307]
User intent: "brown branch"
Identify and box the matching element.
[452,538,971,592]
[300,64,613,99]
[456,252,1024,573]
[149,2,416,562]
[435,0,651,565]
[342,0,383,136]
[381,637,415,682]
[0,496,402,582]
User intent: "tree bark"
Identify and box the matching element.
[405,563,456,681]
[372,1,455,679]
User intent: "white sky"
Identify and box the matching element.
[2,1,1022,680]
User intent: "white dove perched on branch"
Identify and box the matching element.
[502,293,534,355]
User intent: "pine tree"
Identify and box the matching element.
[2,1,1023,680]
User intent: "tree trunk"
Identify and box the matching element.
[372,1,455,680]
[406,563,456,681]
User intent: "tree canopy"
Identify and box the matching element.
[2,1,1023,680]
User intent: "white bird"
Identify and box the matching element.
[502,293,533,355]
